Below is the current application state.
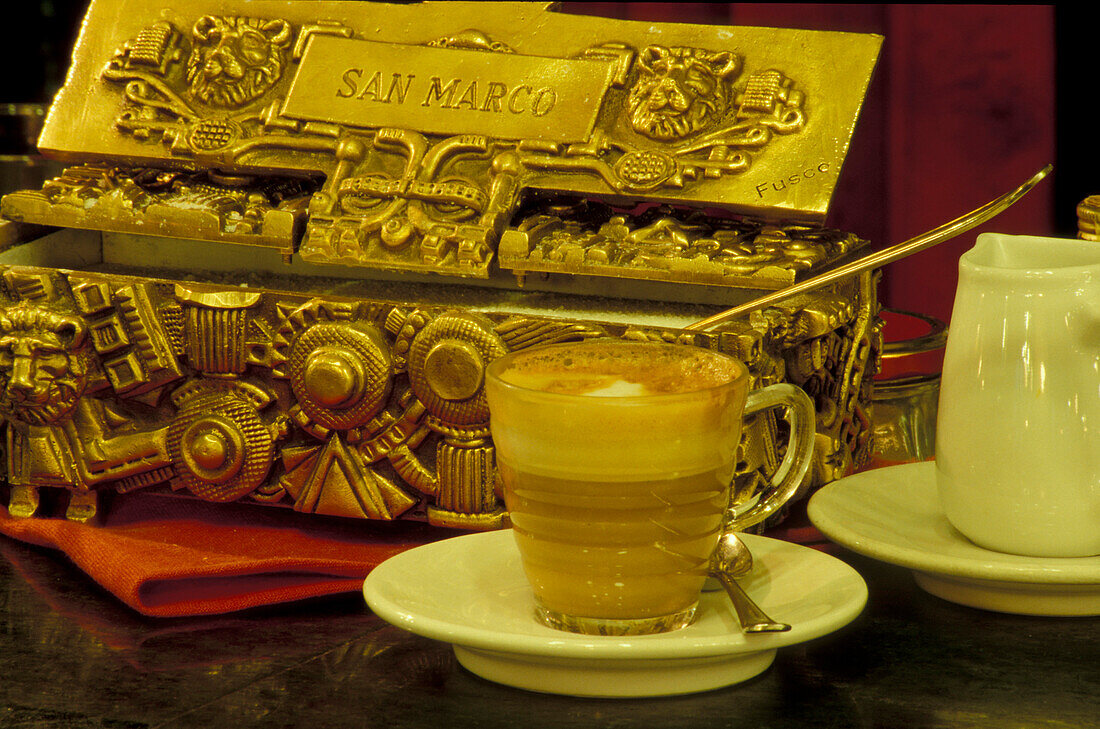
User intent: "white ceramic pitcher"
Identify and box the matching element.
[935,233,1100,557]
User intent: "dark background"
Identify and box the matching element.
[1,2,1094,323]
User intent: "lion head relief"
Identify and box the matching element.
[185,16,293,108]
[627,45,741,141]
[0,303,90,427]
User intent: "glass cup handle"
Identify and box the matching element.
[726,383,816,531]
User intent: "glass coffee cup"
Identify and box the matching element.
[486,340,815,635]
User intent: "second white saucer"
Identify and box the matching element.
[807,462,1100,616]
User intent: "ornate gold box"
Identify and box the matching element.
[0,1,882,529]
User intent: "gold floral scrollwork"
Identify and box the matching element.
[5,165,313,254]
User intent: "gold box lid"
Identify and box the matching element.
[8,1,882,283]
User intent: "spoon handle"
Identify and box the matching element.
[684,163,1052,332]
[716,573,792,633]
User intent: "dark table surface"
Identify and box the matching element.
[2,523,1097,729]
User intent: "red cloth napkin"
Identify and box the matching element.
[0,491,456,618]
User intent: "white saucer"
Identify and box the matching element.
[362,530,866,698]
[807,462,1100,616]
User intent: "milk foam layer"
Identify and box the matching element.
[495,342,740,396]
[487,342,748,479]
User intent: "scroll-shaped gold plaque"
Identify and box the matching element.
[10,1,881,279]
[284,37,617,142]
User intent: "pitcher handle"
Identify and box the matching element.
[726,383,816,531]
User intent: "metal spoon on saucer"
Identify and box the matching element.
[710,532,791,633]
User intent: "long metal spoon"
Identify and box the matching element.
[710,531,791,633]
[684,164,1052,331]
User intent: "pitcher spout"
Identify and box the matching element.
[964,232,1100,274]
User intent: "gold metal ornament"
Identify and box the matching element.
[1078,195,1100,241]
[407,312,505,430]
[167,378,278,502]
[0,1,885,531]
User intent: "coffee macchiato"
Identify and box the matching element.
[487,339,814,636]
[488,342,746,634]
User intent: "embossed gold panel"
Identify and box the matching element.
[0,253,877,529]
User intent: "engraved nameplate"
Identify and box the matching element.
[284,36,616,142]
